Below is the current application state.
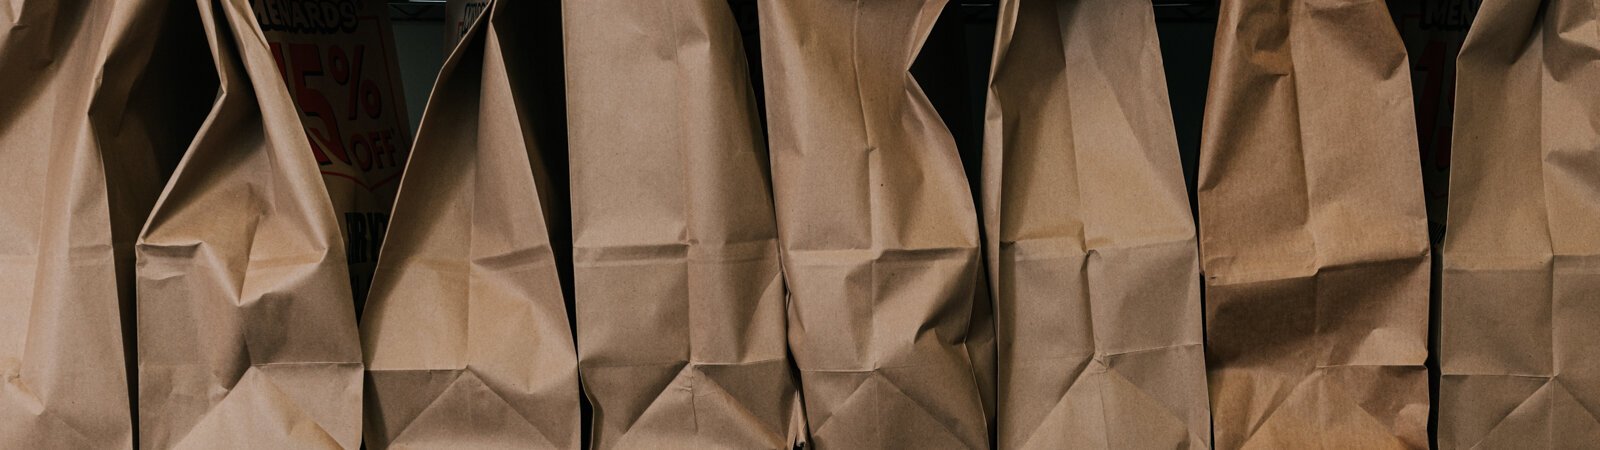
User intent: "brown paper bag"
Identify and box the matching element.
[1440,0,1600,447]
[0,0,212,446]
[982,1,1210,448]
[135,0,366,447]
[0,2,126,446]
[758,0,991,447]
[251,0,413,310]
[562,0,802,448]
[1198,0,1431,447]
[359,0,581,448]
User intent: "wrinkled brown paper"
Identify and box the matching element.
[359,0,581,448]
[0,0,212,446]
[1198,0,1431,448]
[982,1,1210,448]
[136,0,365,447]
[563,0,803,448]
[758,0,992,447]
[1440,0,1600,447]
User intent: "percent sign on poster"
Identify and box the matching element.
[271,41,405,179]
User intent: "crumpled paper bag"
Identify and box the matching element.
[757,0,993,447]
[136,0,365,447]
[562,0,803,448]
[1440,0,1600,447]
[0,0,213,446]
[359,0,581,448]
[982,0,1211,447]
[1199,0,1431,447]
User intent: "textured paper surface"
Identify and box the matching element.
[359,0,581,448]
[757,0,993,447]
[135,0,364,447]
[1440,0,1600,447]
[563,0,803,448]
[1199,0,1431,447]
[0,0,212,447]
[0,2,128,447]
[982,1,1210,448]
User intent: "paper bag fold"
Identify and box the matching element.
[1440,0,1600,448]
[562,0,803,448]
[360,0,581,448]
[982,1,1211,448]
[1,0,213,447]
[135,0,365,447]
[757,0,992,447]
[1199,0,1431,448]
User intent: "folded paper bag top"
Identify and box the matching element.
[982,0,1211,448]
[135,0,368,447]
[1,0,213,447]
[563,0,804,448]
[1198,0,1431,448]
[757,0,993,448]
[1440,0,1600,447]
[359,0,581,448]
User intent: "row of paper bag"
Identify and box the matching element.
[1,0,1593,448]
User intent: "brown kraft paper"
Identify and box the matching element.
[758,0,992,447]
[982,0,1211,448]
[563,0,802,448]
[0,0,214,446]
[359,0,581,448]
[1440,0,1600,447]
[1198,0,1431,447]
[135,0,365,447]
